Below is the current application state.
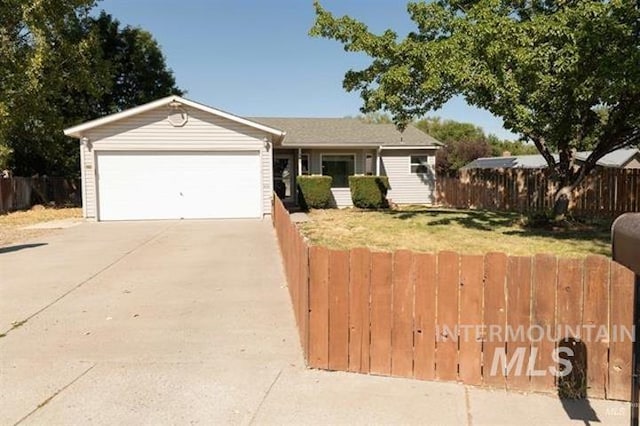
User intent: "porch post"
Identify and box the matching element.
[295,148,302,204]
[376,146,382,176]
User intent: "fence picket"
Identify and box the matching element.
[506,256,533,391]
[348,248,371,373]
[531,254,558,392]
[328,249,350,371]
[435,251,460,381]
[299,239,310,359]
[458,254,484,386]
[308,246,330,369]
[608,262,635,401]
[370,252,393,375]
[583,256,610,399]
[483,252,508,388]
[413,253,437,380]
[391,250,415,377]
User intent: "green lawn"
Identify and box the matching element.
[298,207,611,257]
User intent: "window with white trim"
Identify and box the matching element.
[410,155,430,174]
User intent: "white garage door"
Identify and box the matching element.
[96,151,262,221]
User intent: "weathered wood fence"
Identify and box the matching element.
[0,177,81,213]
[273,195,636,401]
[437,168,640,217]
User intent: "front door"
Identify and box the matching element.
[274,154,294,201]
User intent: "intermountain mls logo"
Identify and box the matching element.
[436,324,635,377]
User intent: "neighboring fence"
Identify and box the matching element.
[273,196,636,401]
[0,177,81,213]
[437,168,640,217]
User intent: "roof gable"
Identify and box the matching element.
[64,96,286,140]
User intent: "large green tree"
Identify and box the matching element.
[1,6,182,176]
[80,12,183,118]
[0,0,102,175]
[311,0,640,217]
[415,117,492,174]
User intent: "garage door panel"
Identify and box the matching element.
[97,152,261,221]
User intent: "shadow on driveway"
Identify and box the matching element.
[0,243,48,255]
[560,399,600,425]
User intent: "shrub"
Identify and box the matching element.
[349,176,390,209]
[297,176,333,210]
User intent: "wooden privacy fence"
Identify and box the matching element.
[0,177,81,213]
[437,168,640,217]
[273,196,637,401]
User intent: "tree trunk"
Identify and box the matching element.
[553,185,573,220]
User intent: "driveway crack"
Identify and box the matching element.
[248,368,283,425]
[13,363,96,425]
[1,223,175,337]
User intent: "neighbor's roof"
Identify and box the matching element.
[64,96,286,140]
[575,148,640,167]
[462,148,640,169]
[250,117,443,148]
[462,154,552,169]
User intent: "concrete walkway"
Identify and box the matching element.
[0,220,630,425]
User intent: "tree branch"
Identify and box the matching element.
[527,133,556,168]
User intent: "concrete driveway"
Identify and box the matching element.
[0,220,459,425]
[0,220,630,425]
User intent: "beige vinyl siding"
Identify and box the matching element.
[623,158,640,169]
[330,188,353,208]
[381,150,436,205]
[80,106,273,219]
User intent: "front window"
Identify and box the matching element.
[322,155,355,188]
[411,155,430,174]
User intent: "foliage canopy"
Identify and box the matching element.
[0,4,181,176]
[311,0,640,215]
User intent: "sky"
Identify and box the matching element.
[96,0,518,140]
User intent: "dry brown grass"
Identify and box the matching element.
[0,207,82,247]
[299,207,611,258]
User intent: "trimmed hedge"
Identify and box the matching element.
[297,175,333,210]
[349,176,390,209]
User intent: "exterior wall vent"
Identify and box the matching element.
[167,103,188,127]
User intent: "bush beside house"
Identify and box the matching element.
[297,176,333,210]
[349,176,390,209]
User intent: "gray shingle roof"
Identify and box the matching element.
[462,154,551,169]
[248,117,442,147]
[575,148,640,167]
[462,148,640,169]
